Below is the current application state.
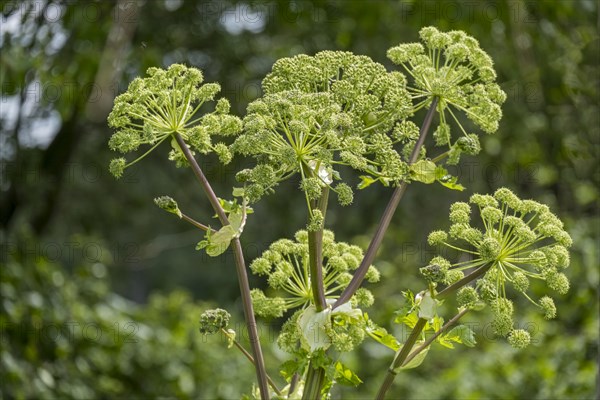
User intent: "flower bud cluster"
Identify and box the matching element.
[199,308,231,335]
[107,64,242,178]
[249,230,379,318]
[425,187,572,348]
[231,51,415,203]
[387,26,506,165]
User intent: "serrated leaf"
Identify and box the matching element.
[445,325,477,348]
[334,361,362,386]
[410,160,437,184]
[395,312,419,329]
[358,175,377,189]
[438,178,466,191]
[366,324,400,351]
[197,225,236,257]
[279,359,306,381]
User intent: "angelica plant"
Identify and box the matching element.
[106,26,573,400]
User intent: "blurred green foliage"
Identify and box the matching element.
[1,0,598,398]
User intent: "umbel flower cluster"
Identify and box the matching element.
[107,64,242,177]
[250,230,380,353]
[388,26,506,165]
[232,51,416,204]
[425,188,572,348]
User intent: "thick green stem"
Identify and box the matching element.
[302,185,330,400]
[302,364,326,400]
[309,187,330,311]
[334,97,439,309]
[173,132,270,400]
[375,261,486,399]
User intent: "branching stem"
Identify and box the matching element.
[173,132,270,400]
[334,97,439,309]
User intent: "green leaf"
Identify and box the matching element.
[232,187,245,197]
[437,175,465,191]
[444,325,477,348]
[334,361,362,386]
[358,175,377,189]
[196,225,237,257]
[224,329,236,349]
[395,312,419,329]
[279,359,306,381]
[395,342,430,371]
[409,160,437,184]
[365,322,400,351]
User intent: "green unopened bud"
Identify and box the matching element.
[457,286,479,308]
[300,177,323,201]
[478,237,501,261]
[352,288,375,307]
[154,196,182,218]
[491,312,513,337]
[249,257,271,276]
[365,265,381,283]
[512,271,529,293]
[307,210,324,231]
[508,329,530,349]
[199,308,231,335]
[109,158,127,179]
[539,296,557,320]
[545,270,570,295]
[335,183,354,206]
[428,230,448,246]
[420,264,447,283]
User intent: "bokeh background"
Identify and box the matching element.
[1,0,598,398]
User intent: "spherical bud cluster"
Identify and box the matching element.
[426,189,571,347]
[508,329,531,349]
[457,286,479,308]
[539,296,557,320]
[107,64,242,177]
[153,196,182,218]
[248,231,378,317]
[232,51,415,203]
[387,26,505,165]
[199,308,231,335]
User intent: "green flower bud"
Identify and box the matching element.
[249,257,271,276]
[478,279,497,303]
[457,286,479,308]
[420,264,447,283]
[342,253,360,270]
[328,256,348,272]
[365,265,381,283]
[539,296,557,320]
[300,177,323,201]
[508,329,531,349]
[512,271,529,293]
[153,196,182,218]
[335,183,354,206]
[492,312,513,337]
[307,210,324,231]
[294,230,309,244]
[545,270,570,295]
[213,143,233,164]
[478,237,501,262]
[494,187,522,209]
[352,288,375,307]
[444,269,464,285]
[481,206,502,224]
[428,230,448,246]
[199,308,231,335]
[250,289,286,318]
[109,158,127,179]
